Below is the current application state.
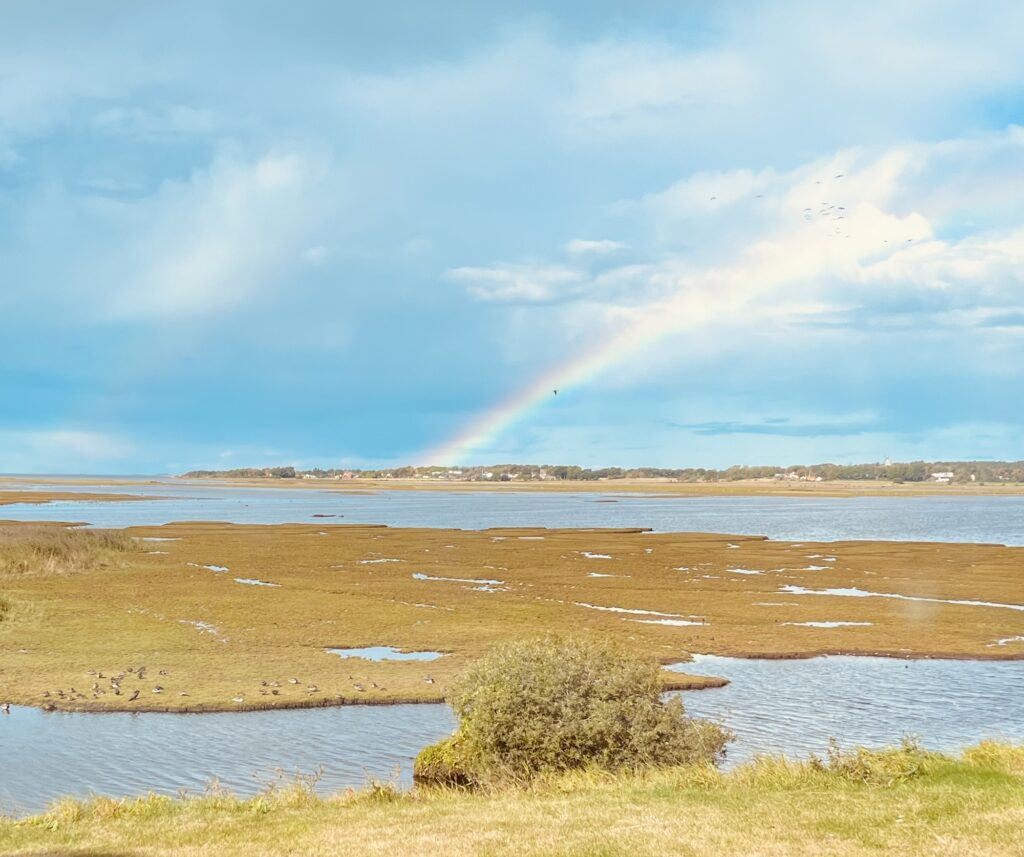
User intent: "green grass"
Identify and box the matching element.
[2,742,1022,856]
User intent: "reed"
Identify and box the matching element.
[0,524,135,578]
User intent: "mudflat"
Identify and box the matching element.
[0,490,159,506]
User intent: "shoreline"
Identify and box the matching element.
[173,475,1024,498]
[16,648,1024,715]
[20,672,731,715]
[7,473,1024,498]
[0,490,161,506]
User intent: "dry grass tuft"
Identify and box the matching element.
[961,740,1024,775]
[0,525,135,578]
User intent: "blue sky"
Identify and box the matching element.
[2,1,1024,473]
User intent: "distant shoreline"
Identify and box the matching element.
[6,470,1024,498]
[6,474,1024,499]
[172,475,1024,498]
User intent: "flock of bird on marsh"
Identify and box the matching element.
[4,666,440,713]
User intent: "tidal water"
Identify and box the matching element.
[3,478,1024,544]
[674,655,1024,761]
[2,655,1021,816]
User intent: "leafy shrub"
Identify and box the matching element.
[415,636,731,786]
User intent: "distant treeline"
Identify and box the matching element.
[184,467,298,479]
[182,461,1024,483]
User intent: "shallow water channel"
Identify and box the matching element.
[2,655,1021,817]
[5,478,1024,543]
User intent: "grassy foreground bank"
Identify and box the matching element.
[2,742,1022,856]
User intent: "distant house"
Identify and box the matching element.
[930,471,955,483]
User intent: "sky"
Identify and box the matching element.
[2,1,1024,473]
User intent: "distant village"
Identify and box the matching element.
[183,460,1024,484]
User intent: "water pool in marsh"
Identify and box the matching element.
[2,655,1022,816]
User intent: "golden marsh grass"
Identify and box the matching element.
[1,521,1021,711]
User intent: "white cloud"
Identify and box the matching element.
[91,105,218,141]
[446,264,585,303]
[0,429,127,473]
[564,239,623,255]
[567,41,752,135]
[105,152,328,320]
[450,127,1024,395]
[859,228,1024,300]
[301,244,329,264]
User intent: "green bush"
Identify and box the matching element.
[415,636,731,786]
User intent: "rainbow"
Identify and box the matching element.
[420,211,868,466]
[418,283,744,466]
